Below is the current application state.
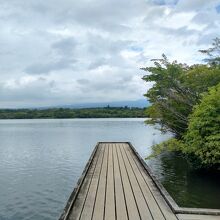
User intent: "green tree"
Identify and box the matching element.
[149,84,220,169]
[199,37,220,67]
[143,39,220,168]
[142,55,190,137]
[183,83,220,167]
[142,55,220,137]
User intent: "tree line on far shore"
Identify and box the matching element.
[0,107,149,119]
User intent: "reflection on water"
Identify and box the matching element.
[0,118,170,220]
[0,119,219,220]
[147,152,220,208]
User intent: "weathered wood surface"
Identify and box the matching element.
[177,214,220,220]
[61,142,220,220]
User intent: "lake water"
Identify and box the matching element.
[0,119,219,220]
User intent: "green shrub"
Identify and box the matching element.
[183,83,220,167]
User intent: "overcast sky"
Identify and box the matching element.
[0,0,219,108]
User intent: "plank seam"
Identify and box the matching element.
[115,143,130,220]
[119,144,142,220]
[91,144,106,220]
[79,146,103,220]
[103,144,109,219]
[127,146,168,220]
[122,144,155,220]
[112,144,117,220]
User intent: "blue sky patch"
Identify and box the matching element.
[152,0,178,6]
[216,4,220,13]
[129,46,143,52]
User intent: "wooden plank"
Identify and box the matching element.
[125,143,178,220]
[122,143,166,220]
[116,144,141,220]
[104,144,116,220]
[68,144,102,220]
[119,144,153,220]
[92,144,109,220]
[65,142,220,220]
[112,144,128,220]
[79,144,105,219]
[177,214,220,220]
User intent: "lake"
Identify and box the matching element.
[0,119,219,220]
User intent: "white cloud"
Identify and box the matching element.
[0,0,219,108]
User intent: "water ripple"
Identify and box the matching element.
[1,119,218,220]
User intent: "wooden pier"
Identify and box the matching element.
[60,142,220,220]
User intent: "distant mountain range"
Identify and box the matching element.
[50,99,150,109]
[1,99,150,110]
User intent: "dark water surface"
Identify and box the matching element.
[148,152,220,209]
[0,119,219,220]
